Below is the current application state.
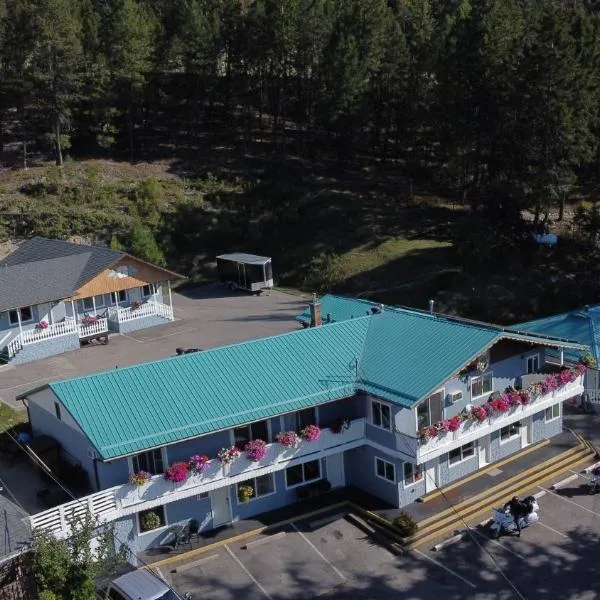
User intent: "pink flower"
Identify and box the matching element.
[217,446,240,466]
[164,461,189,483]
[447,416,461,432]
[276,431,300,448]
[245,439,268,461]
[188,454,210,475]
[300,424,321,442]
[437,420,450,433]
[472,406,487,423]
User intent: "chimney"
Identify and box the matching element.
[309,293,322,327]
[429,299,435,315]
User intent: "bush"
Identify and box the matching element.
[38,591,57,600]
[393,511,418,538]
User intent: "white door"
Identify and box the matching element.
[211,486,231,527]
[520,419,531,448]
[478,435,490,467]
[424,462,437,494]
[326,453,345,488]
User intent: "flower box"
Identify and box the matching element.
[276,431,300,448]
[245,439,267,461]
[300,424,321,442]
[164,461,190,483]
[217,446,241,466]
[129,471,152,487]
[188,454,210,475]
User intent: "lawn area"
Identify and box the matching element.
[0,404,27,433]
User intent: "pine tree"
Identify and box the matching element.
[129,220,165,266]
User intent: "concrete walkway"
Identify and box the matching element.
[0,285,307,409]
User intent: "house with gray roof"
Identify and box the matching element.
[19,297,587,559]
[0,237,183,365]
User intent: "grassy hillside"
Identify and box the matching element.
[1,157,599,324]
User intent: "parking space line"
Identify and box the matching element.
[411,549,477,589]
[539,486,600,517]
[467,528,526,559]
[224,544,273,599]
[290,523,346,581]
[537,520,568,539]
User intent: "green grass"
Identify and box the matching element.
[0,404,27,433]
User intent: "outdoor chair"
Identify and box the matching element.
[189,519,200,544]
[173,523,192,549]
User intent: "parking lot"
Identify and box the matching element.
[159,473,600,600]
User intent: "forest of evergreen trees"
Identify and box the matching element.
[2,0,600,217]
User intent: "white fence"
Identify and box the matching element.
[5,320,78,358]
[110,301,173,323]
[78,318,109,339]
[30,419,366,538]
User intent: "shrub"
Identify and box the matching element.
[393,511,418,538]
[140,511,161,532]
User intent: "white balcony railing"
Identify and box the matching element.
[29,418,366,538]
[415,376,584,463]
[5,320,79,358]
[109,301,173,323]
[77,318,109,339]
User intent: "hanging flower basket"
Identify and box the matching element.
[238,485,254,503]
[164,461,190,483]
[276,431,300,448]
[245,439,268,462]
[129,471,152,487]
[217,446,241,466]
[188,454,210,475]
[36,320,49,331]
[300,424,321,442]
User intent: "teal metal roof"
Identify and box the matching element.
[516,307,599,364]
[296,294,379,324]
[46,297,589,460]
[49,318,370,460]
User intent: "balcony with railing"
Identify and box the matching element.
[4,320,79,359]
[29,418,366,538]
[414,371,584,463]
[108,300,173,324]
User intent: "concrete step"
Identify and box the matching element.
[410,445,593,549]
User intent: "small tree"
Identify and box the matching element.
[129,220,165,266]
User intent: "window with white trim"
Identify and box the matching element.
[233,420,270,449]
[372,400,391,430]
[94,294,105,308]
[449,442,475,465]
[138,505,166,533]
[236,474,275,503]
[375,457,396,482]
[82,297,94,311]
[471,373,493,399]
[500,423,520,442]
[417,390,444,428]
[132,448,164,475]
[545,404,560,422]
[111,290,127,304]
[526,355,539,374]
[9,307,32,324]
[142,284,152,297]
[285,460,321,488]
[403,462,423,486]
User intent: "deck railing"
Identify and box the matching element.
[109,301,173,323]
[77,318,109,339]
[5,320,79,358]
[29,418,366,538]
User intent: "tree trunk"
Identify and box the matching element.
[54,118,63,167]
[558,192,565,221]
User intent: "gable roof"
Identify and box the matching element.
[296,294,379,324]
[0,237,181,313]
[516,306,600,364]
[40,298,587,461]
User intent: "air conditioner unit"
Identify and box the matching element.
[448,391,463,404]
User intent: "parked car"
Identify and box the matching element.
[104,569,189,600]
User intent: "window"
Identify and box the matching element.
[375,457,395,483]
[296,407,317,430]
[82,297,94,311]
[54,402,61,421]
[8,307,32,324]
[236,474,275,503]
[111,290,127,304]
[471,373,493,399]
[372,400,391,430]
[546,404,560,422]
[526,355,539,374]
[285,460,321,488]
[142,284,152,297]
[500,423,520,442]
[449,442,475,465]
[233,420,269,449]
[417,390,444,429]
[403,462,422,486]
[138,505,166,533]
[94,294,105,308]
[132,448,164,475]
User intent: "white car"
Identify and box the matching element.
[106,569,189,600]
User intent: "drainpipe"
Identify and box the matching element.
[93,458,101,492]
[429,300,435,315]
[167,280,174,320]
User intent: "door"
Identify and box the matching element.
[326,453,345,488]
[424,462,437,494]
[520,418,531,448]
[478,435,490,468]
[211,486,231,527]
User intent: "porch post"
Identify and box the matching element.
[560,348,564,366]
[92,296,97,315]
[16,309,22,336]
[49,304,54,325]
[71,299,76,322]
[167,280,174,320]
